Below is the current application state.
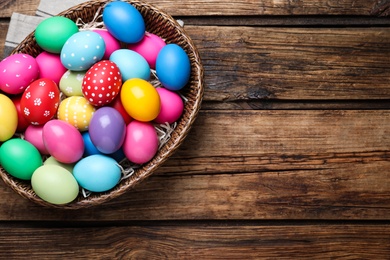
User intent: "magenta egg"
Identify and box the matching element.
[25,125,49,154]
[123,120,158,164]
[36,52,67,85]
[128,32,166,69]
[93,29,121,60]
[0,53,40,94]
[43,120,84,163]
[154,88,184,124]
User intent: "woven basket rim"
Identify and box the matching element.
[1,0,204,209]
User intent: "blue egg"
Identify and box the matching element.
[73,154,121,192]
[110,49,150,81]
[61,31,106,71]
[82,132,102,157]
[103,1,145,44]
[156,44,191,91]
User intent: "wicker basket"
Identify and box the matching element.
[1,0,204,209]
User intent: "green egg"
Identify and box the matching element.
[0,138,43,180]
[31,164,79,205]
[35,16,79,54]
[44,156,75,173]
[59,70,86,96]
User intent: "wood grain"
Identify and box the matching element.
[2,26,390,102]
[0,0,386,18]
[1,223,389,258]
[0,0,39,17]
[186,26,390,101]
[0,110,389,221]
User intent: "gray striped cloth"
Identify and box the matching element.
[3,0,85,58]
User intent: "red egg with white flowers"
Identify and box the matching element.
[82,60,122,107]
[20,78,60,125]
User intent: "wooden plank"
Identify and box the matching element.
[0,0,39,18]
[0,22,8,59]
[0,223,389,258]
[2,25,390,100]
[0,110,390,220]
[0,0,386,18]
[186,26,390,101]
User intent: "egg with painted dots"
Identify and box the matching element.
[57,96,96,131]
[20,78,60,125]
[0,53,40,95]
[60,31,106,71]
[82,60,122,107]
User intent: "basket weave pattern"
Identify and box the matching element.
[1,0,204,209]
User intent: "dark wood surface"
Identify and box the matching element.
[1,0,390,258]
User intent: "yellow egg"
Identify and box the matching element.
[0,94,18,141]
[120,78,160,122]
[57,96,95,131]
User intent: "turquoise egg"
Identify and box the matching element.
[73,154,121,192]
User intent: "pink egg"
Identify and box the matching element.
[43,120,84,163]
[36,52,67,85]
[128,32,166,69]
[93,29,121,60]
[25,125,49,154]
[154,88,184,124]
[0,53,40,94]
[123,121,158,164]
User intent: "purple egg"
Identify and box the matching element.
[89,107,126,154]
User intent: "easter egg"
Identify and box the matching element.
[57,96,96,131]
[35,16,79,53]
[43,120,84,163]
[24,125,49,154]
[73,154,121,192]
[82,60,122,106]
[123,121,159,164]
[61,31,106,71]
[93,29,121,60]
[20,78,60,125]
[103,1,145,44]
[0,53,40,94]
[120,78,160,122]
[0,138,43,180]
[110,96,132,125]
[31,164,79,205]
[109,49,150,81]
[154,88,184,124]
[11,96,30,133]
[59,70,86,96]
[128,32,166,69]
[156,44,191,91]
[0,94,18,141]
[36,52,67,85]
[89,107,126,154]
[82,132,102,157]
[44,156,75,174]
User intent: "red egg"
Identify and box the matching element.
[110,96,132,125]
[20,78,60,125]
[11,96,31,132]
[82,60,122,107]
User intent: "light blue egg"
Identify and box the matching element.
[156,44,191,91]
[110,49,150,81]
[103,1,145,44]
[61,31,106,71]
[73,154,121,192]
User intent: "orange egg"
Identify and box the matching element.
[120,78,160,122]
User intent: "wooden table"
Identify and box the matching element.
[1,0,390,258]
